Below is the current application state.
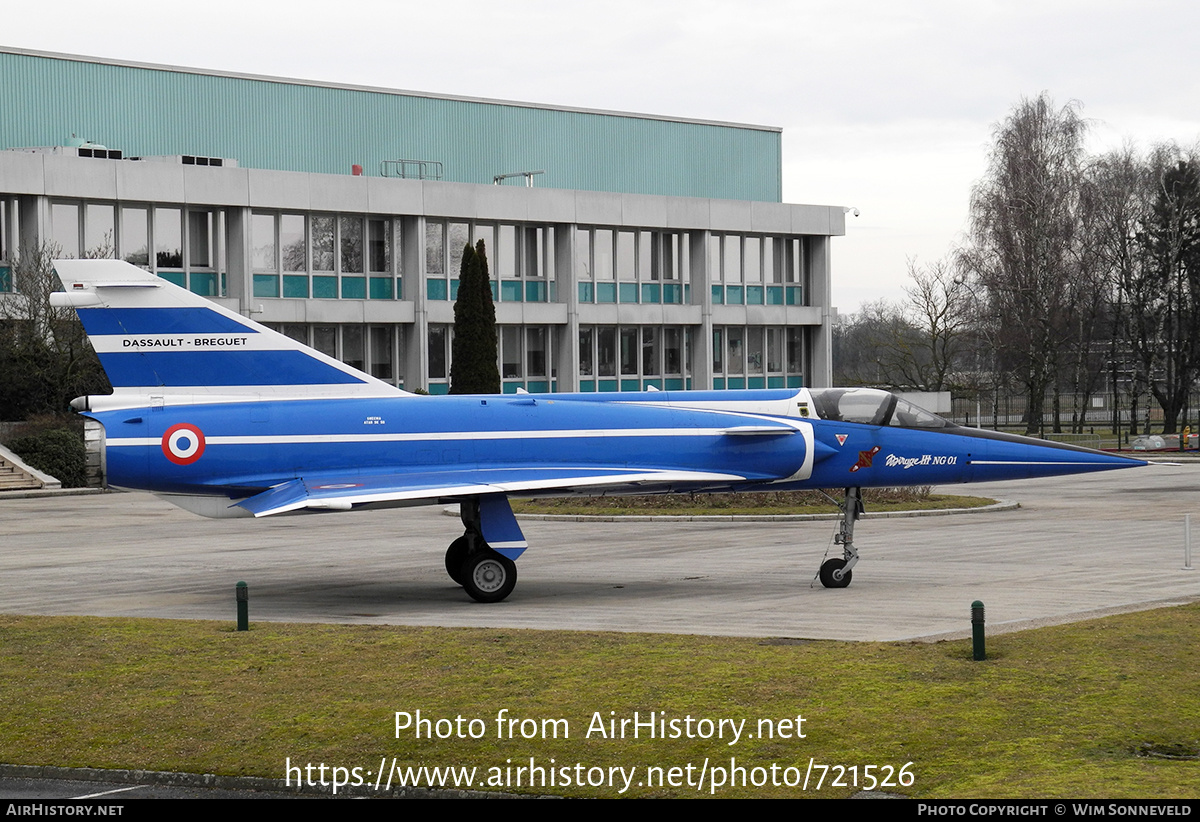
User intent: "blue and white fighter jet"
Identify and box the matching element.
[51,259,1144,603]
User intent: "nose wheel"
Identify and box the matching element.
[819,557,852,588]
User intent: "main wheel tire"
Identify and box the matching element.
[819,558,852,589]
[461,550,518,603]
[445,536,470,585]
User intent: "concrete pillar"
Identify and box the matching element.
[806,236,833,388]
[16,194,44,260]
[555,223,579,392]
[690,230,713,389]
[405,216,429,391]
[224,206,251,310]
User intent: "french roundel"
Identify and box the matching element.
[162,423,206,465]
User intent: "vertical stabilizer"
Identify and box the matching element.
[51,259,406,408]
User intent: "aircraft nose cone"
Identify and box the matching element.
[968,429,1146,481]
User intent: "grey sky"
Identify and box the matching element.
[7,0,1199,312]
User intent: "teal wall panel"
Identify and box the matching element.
[0,49,782,202]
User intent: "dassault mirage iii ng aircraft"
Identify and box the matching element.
[51,259,1144,603]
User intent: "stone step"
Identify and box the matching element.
[0,456,45,491]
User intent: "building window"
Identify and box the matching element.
[575,228,591,286]
[281,214,305,267]
[313,325,337,358]
[50,201,117,261]
[789,238,806,305]
[51,203,81,258]
[280,214,307,297]
[342,325,365,371]
[338,216,362,297]
[313,215,335,271]
[709,234,803,306]
[426,220,448,300]
[501,326,523,380]
[256,213,394,301]
[427,220,553,303]
[340,216,363,273]
[122,206,150,268]
[577,228,686,305]
[711,325,804,389]
[57,201,220,295]
[498,325,554,392]
[368,218,392,300]
[428,324,450,392]
[184,210,222,296]
[369,325,395,381]
[578,327,593,379]
[85,204,115,258]
[578,325,690,391]
[641,326,659,377]
[787,327,805,381]
[597,326,616,379]
[155,208,183,269]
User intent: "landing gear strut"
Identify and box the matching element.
[446,497,518,603]
[819,486,863,589]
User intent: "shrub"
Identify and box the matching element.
[7,428,89,488]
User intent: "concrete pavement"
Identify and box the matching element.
[1,463,1196,641]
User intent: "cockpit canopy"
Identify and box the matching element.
[808,388,954,429]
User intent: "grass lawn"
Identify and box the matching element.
[1,607,1197,798]
[511,487,995,517]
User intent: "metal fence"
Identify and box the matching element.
[947,389,1200,441]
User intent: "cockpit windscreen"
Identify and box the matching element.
[808,388,953,429]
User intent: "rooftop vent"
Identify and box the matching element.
[8,143,123,160]
[133,154,238,168]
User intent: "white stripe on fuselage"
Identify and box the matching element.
[969,460,1116,466]
[106,426,779,447]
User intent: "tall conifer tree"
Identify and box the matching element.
[449,240,500,394]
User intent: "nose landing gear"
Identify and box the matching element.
[818,486,863,589]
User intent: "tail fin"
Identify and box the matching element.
[52,259,406,410]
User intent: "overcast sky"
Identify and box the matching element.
[7,1,1200,313]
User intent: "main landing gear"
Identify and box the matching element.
[446,498,518,603]
[818,486,863,589]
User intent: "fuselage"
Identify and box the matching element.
[88,387,1142,503]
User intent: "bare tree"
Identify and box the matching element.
[895,256,973,392]
[0,242,110,419]
[832,301,909,386]
[832,257,974,394]
[1130,146,1200,434]
[963,94,1087,435]
[1080,145,1153,433]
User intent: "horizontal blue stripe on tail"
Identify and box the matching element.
[76,307,257,336]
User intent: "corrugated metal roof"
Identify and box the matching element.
[0,47,783,202]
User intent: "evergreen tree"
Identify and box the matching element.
[449,240,500,394]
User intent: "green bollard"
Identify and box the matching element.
[971,600,985,661]
[236,581,249,631]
